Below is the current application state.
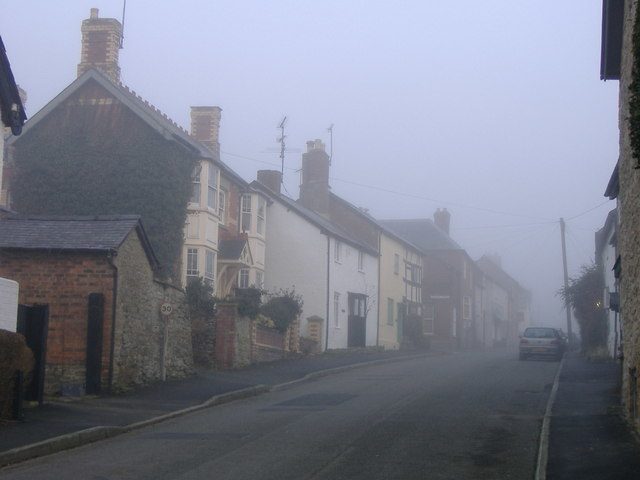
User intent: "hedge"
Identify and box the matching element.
[0,329,34,419]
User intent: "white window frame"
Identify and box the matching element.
[334,292,340,327]
[334,240,342,263]
[255,271,264,289]
[205,250,215,284]
[186,248,199,279]
[257,197,266,235]
[239,268,250,289]
[463,295,471,320]
[394,253,400,275]
[241,194,252,232]
[358,250,364,272]
[423,303,435,334]
[207,166,218,210]
[190,169,201,205]
[218,189,226,224]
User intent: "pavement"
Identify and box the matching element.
[0,347,429,466]
[546,352,640,480]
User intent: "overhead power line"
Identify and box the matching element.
[220,149,613,226]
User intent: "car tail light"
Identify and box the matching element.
[550,339,559,345]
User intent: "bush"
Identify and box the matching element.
[185,277,216,320]
[235,287,263,319]
[0,329,34,419]
[260,289,303,333]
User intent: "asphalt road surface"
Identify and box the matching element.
[0,351,559,480]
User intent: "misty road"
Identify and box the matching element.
[1,351,559,480]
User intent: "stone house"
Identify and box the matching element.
[253,169,379,350]
[595,208,621,359]
[2,9,267,296]
[599,0,640,427]
[0,215,193,398]
[381,210,481,351]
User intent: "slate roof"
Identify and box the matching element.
[0,36,26,135]
[0,215,158,267]
[378,218,464,252]
[250,181,378,256]
[595,208,618,259]
[604,162,619,200]
[476,255,524,293]
[6,68,247,186]
[218,238,247,260]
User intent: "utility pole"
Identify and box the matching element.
[559,218,573,345]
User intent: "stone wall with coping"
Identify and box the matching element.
[112,230,193,391]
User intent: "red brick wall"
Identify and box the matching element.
[0,250,115,394]
[214,303,237,369]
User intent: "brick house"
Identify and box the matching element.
[0,215,193,398]
[381,210,481,351]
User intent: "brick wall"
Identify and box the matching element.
[618,0,640,429]
[0,250,114,395]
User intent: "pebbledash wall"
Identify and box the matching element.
[0,230,193,395]
[618,0,640,429]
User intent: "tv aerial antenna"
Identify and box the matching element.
[277,116,287,176]
[327,123,334,165]
[120,0,127,48]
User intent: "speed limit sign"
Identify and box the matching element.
[160,303,173,316]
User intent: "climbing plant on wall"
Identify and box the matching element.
[10,100,197,279]
[630,1,640,166]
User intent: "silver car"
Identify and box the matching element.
[519,327,565,361]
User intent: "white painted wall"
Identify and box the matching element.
[264,199,328,348]
[600,226,620,359]
[0,277,19,332]
[327,237,379,349]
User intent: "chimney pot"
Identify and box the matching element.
[433,207,451,235]
[257,170,282,195]
[90,8,99,19]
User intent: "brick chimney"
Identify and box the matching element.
[299,139,330,215]
[257,170,282,194]
[434,208,451,235]
[77,8,123,83]
[190,106,222,157]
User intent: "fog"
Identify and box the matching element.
[2,0,618,329]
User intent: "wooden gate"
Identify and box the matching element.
[85,293,105,395]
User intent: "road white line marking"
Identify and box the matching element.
[534,356,564,480]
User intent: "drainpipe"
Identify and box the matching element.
[325,235,330,352]
[106,252,118,393]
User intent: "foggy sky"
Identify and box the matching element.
[2,1,619,329]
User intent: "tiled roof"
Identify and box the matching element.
[218,238,247,260]
[0,215,142,252]
[379,218,463,252]
[476,255,523,293]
